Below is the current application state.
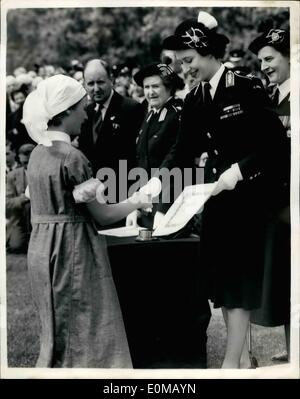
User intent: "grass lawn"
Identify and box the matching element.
[5,253,286,369]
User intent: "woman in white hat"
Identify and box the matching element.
[22,74,152,368]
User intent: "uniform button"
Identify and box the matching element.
[207,132,211,138]
[214,149,219,155]
[212,168,217,174]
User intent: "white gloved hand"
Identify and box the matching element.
[126,210,141,227]
[153,211,165,229]
[139,177,162,212]
[212,164,242,196]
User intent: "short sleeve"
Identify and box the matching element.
[64,148,94,190]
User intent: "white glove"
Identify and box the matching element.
[139,177,162,212]
[212,164,243,196]
[153,211,165,229]
[126,210,141,227]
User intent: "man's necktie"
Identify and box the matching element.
[271,87,280,107]
[92,105,103,143]
[203,82,213,106]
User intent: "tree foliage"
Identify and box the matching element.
[6,6,289,73]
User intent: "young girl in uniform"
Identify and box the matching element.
[22,74,152,368]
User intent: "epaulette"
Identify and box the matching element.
[232,71,264,90]
[172,104,182,113]
[158,107,168,122]
[233,70,253,80]
[225,70,235,87]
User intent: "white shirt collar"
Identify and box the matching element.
[46,130,71,144]
[207,63,225,99]
[278,78,290,103]
[94,89,114,118]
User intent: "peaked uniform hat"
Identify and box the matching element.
[133,62,184,90]
[249,28,290,55]
[162,11,229,52]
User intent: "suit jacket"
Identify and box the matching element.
[79,91,145,181]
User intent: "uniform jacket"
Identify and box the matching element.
[79,90,145,178]
[136,97,182,174]
[136,97,182,217]
[177,69,287,195]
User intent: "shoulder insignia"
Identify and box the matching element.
[234,71,252,80]
[158,107,167,122]
[172,104,182,113]
[226,70,235,87]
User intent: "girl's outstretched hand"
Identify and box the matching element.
[73,178,103,203]
[129,191,153,211]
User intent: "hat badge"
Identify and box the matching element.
[266,29,285,44]
[182,28,208,49]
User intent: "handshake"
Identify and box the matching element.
[72,177,162,211]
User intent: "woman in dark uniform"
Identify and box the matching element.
[163,11,287,368]
[126,63,184,229]
[249,28,291,363]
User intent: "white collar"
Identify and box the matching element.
[94,89,114,115]
[46,130,71,144]
[278,78,290,103]
[207,64,225,99]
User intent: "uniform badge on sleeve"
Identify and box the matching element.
[225,71,235,88]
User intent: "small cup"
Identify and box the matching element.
[136,228,154,241]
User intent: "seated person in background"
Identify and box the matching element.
[6,140,19,174]
[6,143,35,253]
[127,63,184,229]
[6,85,35,151]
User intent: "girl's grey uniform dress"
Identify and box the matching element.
[27,139,132,368]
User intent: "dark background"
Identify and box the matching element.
[6,6,289,73]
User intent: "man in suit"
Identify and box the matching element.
[79,59,145,203]
[6,143,35,253]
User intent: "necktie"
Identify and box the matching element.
[203,82,212,106]
[271,87,280,107]
[92,105,103,143]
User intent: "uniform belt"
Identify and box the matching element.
[31,214,90,223]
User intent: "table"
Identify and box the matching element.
[106,236,211,368]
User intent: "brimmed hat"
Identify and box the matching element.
[133,63,184,90]
[162,11,229,53]
[249,29,290,55]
